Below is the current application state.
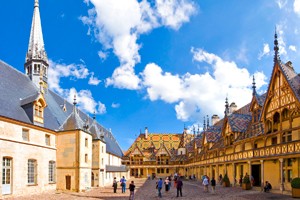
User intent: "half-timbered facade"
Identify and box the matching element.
[123,32,300,192]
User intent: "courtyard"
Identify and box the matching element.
[3,178,294,200]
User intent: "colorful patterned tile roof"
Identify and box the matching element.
[228,113,252,133]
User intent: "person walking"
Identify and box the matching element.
[113,177,118,193]
[157,178,163,198]
[165,177,170,192]
[211,177,216,194]
[176,178,183,197]
[202,175,209,192]
[120,176,127,193]
[129,181,135,200]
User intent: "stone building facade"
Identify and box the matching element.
[0,0,127,198]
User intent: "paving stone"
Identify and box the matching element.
[3,178,293,200]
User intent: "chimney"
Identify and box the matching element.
[211,114,220,125]
[229,102,237,114]
[145,127,148,139]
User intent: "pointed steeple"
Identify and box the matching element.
[252,75,256,96]
[224,97,229,116]
[25,0,49,91]
[274,27,280,62]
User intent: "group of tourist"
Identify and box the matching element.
[156,174,184,198]
[112,176,136,200]
[111,173,273,199]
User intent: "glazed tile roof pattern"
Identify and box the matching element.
[228,113,252,133]
[0,60,123,157]
[256,93,267,106]
[280,61,300,101]
[124,132,193,162]
[203,119,223,143]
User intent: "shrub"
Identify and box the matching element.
[243,175,251,184]
[291,178,300,188]
[223,173,230,184]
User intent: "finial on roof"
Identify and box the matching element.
[274,26,280,62]
[203,116,206,131]
[207,115,209,127]
[252,75,256,96]
[73,94,77,105]
[193,125,195,135]
[224,96,229,116]
[34,0,39,7]
[184,123,187,130]
[197,124,200,135]
[93,111,96,119]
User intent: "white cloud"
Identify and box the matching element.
[277,0,288,9]
[156,0,196,30]
[141,48,267,121]
[48,60,106,115]
[97,101,107,114]
[81,0,196,89]
[112,103,120,108]
[294,0,300,16]
[48,60,89,94]
[98,51,107,61]
[258,43,270,60]
[88,72,101,85]
[289,45,297,51]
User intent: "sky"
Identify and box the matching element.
[1,0,300,151]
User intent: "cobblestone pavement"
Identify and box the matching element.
[2,178,294,200]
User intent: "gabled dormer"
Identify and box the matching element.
[20,92,47,126]
[261,31,300,137]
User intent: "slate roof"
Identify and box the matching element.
[280,61,300,101]
[106,165,127,172]
[0,60,123,157]
[227,113,252,133]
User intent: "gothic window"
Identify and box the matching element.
[271,137,277,145]
[229,134,234,145]
[265,120,272,134]
[273,112,280,132]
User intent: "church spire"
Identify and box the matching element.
[25,0,49,91]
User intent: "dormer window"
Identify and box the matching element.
[33,98,46,124]
[34,102,43,117]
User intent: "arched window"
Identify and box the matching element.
[273,112,280,132]
[266,120,272,134]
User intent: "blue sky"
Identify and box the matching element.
[1,0,300,150]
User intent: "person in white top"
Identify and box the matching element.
[202,176,209,192]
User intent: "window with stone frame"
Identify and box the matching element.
[48,161,55,183]
[28,159,37,185]
[45,134,50,146]
[22,129,29,141]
